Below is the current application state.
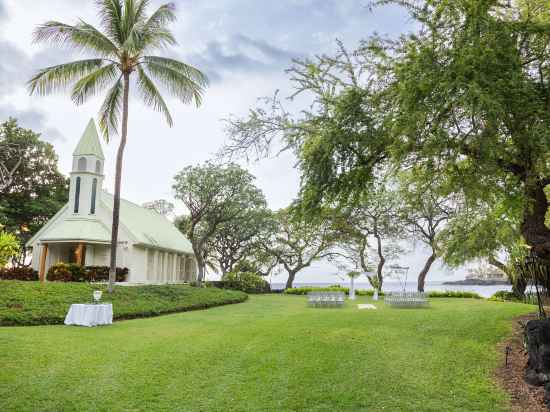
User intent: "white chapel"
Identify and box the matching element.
[26,119,197,283]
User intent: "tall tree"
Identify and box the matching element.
[28,0,208,292]
[397,170,457,292]
[0,119,68,266]
[223,1,550,264]
[173,163,267,284]
[210,208,275,276]
[268,208,339,289]
[332,180,403,290]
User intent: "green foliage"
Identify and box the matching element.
[0,281,247,326]
[0,231,19,267]
[426,291,482,299]
[173,163,268,282]
[285,286,381,296]
[211,271,271,294]
[0,267,38,281]
[46,263,128,282]
[489,290,521,302]
[0,119,68,265]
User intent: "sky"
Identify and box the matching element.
[0,0,471,283]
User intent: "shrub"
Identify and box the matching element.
[426,291,482,299]
[0,267,38,281]
[210,271,271,293]
[46,263,128,282]
[284,286,384,297]
[47,263,87,282]
[85,266,128,282]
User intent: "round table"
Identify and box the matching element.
[64,303,113,327]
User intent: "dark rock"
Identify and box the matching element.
[525,319,550,411]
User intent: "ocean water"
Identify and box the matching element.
[270,281,512,298]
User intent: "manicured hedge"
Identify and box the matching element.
[285,286,382,296]
[0,267,38,281]
[284,286,482,299]
[47,263,128,282]
[0,281,248,326]
[207,271,271,294]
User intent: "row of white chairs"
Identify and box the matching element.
[385,291,429,307]
[307,292,345,307]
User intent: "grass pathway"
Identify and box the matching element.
[0,295,534,411]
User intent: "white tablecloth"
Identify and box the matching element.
[64,304,113,327]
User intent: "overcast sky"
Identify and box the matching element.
[0,0,471,283]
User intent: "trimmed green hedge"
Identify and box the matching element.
[0,281,248,326]
[284,286,482,299]
[285,286,382,296]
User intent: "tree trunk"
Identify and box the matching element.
[108,73,130,293]
[521,178,550,260]
[375,233,385,290]
[417,252,436,292]
[285,271,297,289]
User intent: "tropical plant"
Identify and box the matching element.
[0,231,19,267]
[28,0,208,292]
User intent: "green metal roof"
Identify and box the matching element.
[73,118,105,160]
[40,218,111,243]
[101,191,193,253]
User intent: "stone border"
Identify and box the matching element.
[494,314,546,411]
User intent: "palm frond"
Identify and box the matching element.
[143,56,208,87]
[33,21,119,57]
[123,2,176,53]
[71,63,120,105]
[119,0,150,45]
[28,59,106,96]
[136,66,173,126]
[143,60,206,106]
[96,0,123,45]
[121,0,153,53]
[98,76,123,141]
[144,3,177,29]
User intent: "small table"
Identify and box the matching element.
[64,303,113,327]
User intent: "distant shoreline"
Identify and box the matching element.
[442,279,510,286]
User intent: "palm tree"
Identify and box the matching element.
[28,0,208,292]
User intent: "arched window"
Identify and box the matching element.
[95,160,102,174]
[90,178,97,214]
[74,177,81,213]
[77,157,87,171]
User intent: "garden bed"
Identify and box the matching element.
[0,280,247,326]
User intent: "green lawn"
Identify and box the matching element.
[0,281,247,325]
[0,295,534,411]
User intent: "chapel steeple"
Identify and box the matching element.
[69,119,105,216]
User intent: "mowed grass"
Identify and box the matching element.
[0,281,247,325]
[0,295,534,411]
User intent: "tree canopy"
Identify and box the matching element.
[0,119,68,266]
[173,163,267,283]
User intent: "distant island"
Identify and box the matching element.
[443,264,510,286]
[443,278,510,286]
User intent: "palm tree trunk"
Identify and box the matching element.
[108,73,130,293]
